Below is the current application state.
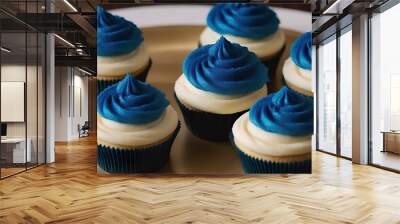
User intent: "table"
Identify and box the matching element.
[1,138,32,163]
[381,131,400,154]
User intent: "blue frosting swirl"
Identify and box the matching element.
[183,37,268,95]
[207,3,280,39]
[290,32,312,70]
[97,74,169,125]
[249,87,313,136]
[97,6,143,56]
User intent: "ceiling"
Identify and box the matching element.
[0,0,98,74]
[1,32,45,63]
[312,0,391,43]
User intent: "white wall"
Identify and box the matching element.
[45,5,56,164]
[352,14,369,164]
[54,67,89,141]
[71,73,89,138]
[54,66,69,141]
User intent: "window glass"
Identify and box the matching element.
[339,29,352,158]
[317,37,337,154]
[370,3,400,171]
[1,31,28,177]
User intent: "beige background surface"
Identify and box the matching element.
[99,25,301,174]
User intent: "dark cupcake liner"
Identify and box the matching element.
[229,133,311,174]
[97,59,153,94]
[262,45,285,81]
[97,123,180,173]
[175,93,246,141]
[262,45,286,93]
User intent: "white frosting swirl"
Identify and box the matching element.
[232,112,311,157]
[97,43,150,77]
[97,106,179,148]
[282,58,313,96]
[174,74,267,114]
[200,27,285,59]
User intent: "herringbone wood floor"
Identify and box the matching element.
[0,135,400,224]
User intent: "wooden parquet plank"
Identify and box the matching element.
[0,135,400,223]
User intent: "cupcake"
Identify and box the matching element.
[230,87,313,174]
[282,32,313,97]
[97,6,152,94]
[200,3,285,86]
[174,37,268,141]
[97,75,180,173]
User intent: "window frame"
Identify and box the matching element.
[315,24,353,161]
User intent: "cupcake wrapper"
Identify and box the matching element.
[97,59,153,94]
[229,133,311,174]
[97,122,180,173]
[175,93,246,141]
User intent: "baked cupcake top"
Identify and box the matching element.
[97,75,178,148]
[97,6,144,57]
[282,32,312,96]
[183,36,268,95]
[232,87,313,157]
[207,3,279,39]
[97,74,168,125]
[200,3,285,59]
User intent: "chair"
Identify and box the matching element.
[78,121,90,138]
